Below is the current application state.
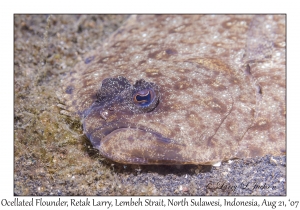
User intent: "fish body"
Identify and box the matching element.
[59,15,285,165]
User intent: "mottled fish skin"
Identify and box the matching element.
[59,15,285,165]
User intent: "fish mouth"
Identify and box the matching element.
[82,107,187,164]
[101,128,188,165]
[84,120,173,150]
[81,92,189,164]
[81,97,171,150]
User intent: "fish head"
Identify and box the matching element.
[81,75,192,165]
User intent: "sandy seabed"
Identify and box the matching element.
[14,14,286,196]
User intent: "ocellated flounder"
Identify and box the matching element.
[59,15,286,165]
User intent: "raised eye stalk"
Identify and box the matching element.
[133,89,155,107]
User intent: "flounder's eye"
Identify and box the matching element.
[133,89,155,107]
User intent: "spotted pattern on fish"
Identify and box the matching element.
[58,15,285,165]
